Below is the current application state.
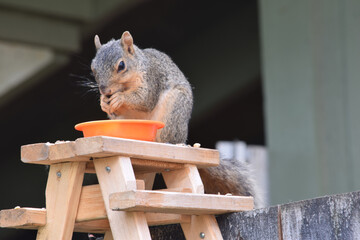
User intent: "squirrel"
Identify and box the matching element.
[90,31,264,208]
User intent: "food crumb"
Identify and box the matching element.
[193,143,201,148]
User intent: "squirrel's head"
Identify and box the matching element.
[91,31,144,97]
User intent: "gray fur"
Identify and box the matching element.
[91,35,192,143]
[91,31,264,208]
[199,159,265,208]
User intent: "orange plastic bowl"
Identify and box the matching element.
[75,120,165,141]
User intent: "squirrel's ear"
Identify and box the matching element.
[121,31,135,55]
[94,35,102,50]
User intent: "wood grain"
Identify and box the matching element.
[110,190,254,215]
[93,156,151,240]
[0,207,191,231]
[36,161,86,240]
[21,137,219,168]
[21,142,88,164]
[0,208,45,229]
[0,208,110,233]
[162,165,224,240]
[75,136,219,167]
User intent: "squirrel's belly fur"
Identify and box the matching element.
[91,31,264,209]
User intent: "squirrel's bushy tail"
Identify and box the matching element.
[198,158,265,208]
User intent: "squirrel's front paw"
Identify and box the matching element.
[100,95,111,114]
[108,93,124,114]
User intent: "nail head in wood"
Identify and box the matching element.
[105,166,111,173]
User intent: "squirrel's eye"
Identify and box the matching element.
[118,61,125,72]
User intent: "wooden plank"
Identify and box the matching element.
[21,143,54,163]
[75,219,110,233]
[162,165,205,194]
[104,231,114,240]
[76,136,219,167]
[87,159,184,174]
[0,208,110,233]
[0,208,45,229]
[36,162,86,240]
[0,207,190,231]
[135,172,156,190]
[76,182,189,223]
[146,213,191,226]
[131,158,185,174]
[136,179,145,191]
[84,213,190,229]
[85,162,96,173]
[110,190,254,215]
[76,183,191,225]
[162,165,224,240]
[77,184,107,222]
[21,142,88,165]
[93,156,151,240]
[21,137,219,167]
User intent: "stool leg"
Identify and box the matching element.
[37,162,86,240]
[135,172,156,190]
[104,230,114,240]
[162,165,223,240]
[94,156,151,240]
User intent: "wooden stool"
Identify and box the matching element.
[0,136,254,239]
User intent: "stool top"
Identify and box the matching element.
[21,136,220,167]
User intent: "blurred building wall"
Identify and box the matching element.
[260,0,360,204]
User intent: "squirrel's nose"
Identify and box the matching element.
[99,85,112,96]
